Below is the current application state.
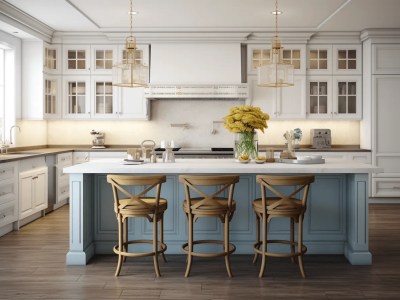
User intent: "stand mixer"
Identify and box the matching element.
[90,130,106,149]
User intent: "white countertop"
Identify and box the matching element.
[64,158,381,174]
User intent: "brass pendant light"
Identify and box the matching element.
[112,0,149,87]
[257,0,294,87]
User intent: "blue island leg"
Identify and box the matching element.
[344,173,372,265]
[66,174,95,265]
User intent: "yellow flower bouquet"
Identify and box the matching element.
[223,105,269,159]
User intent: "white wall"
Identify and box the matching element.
[15,120,47,147]
[45,100,360,147]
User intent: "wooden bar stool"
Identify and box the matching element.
[179,175,240,278]
[107,175,168,277]
[252,175,315,278]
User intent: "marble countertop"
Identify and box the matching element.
[63,158,381,175]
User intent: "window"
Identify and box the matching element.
[0,44,15,144]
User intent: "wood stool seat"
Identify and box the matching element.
[179,175,239,278]
[107,175,168,277]
[252,175,314,278]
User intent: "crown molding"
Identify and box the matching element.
[0,1,54,42]
[360,28,400,43]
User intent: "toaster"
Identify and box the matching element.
[311,129,331,149]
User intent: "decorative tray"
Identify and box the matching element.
[278,158,325,164]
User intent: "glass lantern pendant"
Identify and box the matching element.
[257,0,294,88]
[112,0,149,87]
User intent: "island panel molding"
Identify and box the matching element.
[64,158,380,266]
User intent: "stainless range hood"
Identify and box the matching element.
[146,43,247,100]
[144,84,248,100]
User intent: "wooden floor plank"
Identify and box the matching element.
[0,204,400,299]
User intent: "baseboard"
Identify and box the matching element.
[369,197,400,204]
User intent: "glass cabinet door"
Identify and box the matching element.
[333,45,361,75]
[94,81,114,117]
[68,81,86,114]
[44,78,57,115]
[309,81,329,115]
[333,76,361,119]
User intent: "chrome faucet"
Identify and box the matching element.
[10,125,21,145]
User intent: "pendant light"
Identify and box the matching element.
[257,0,294,87]
[112,0,149,87]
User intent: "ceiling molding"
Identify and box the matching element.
[360,28,400,42]
[0,1,54,42]
[65,0,100,29]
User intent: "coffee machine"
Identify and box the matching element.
[90,130,106,149]
[310,129,331,149]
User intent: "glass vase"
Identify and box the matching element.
[234,131,258,159]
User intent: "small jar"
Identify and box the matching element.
[266,148,275,162]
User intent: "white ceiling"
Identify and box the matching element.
[1,0,400,39]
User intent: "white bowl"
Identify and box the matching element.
[309,155,322,160]
[239,159,250,164]
[297,156,312,161]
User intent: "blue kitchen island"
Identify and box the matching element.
[63,158,380,266]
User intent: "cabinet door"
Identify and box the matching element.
[91,45,118,75]
[63,76,91,119]
[247,77,276,118]
[332,76,361,119]
[62,45,91,74]
[307,45,332,75]
[19,175,33,219]
[307,76,332,119]
[44,75,62,119]
[33,172,47,211]
[276,76,306,119]
[372,75,400,178]
[333,45,361,75]
[372,44,400,74]
[91,76,118,119]
[44,43,61,74]
[117,87,149,120]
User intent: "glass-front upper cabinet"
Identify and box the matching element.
[44,75,61,119]
[332,76,361,119]
[333,45,361,75]
[62,45,91,74]
[91,76,118,119]
[63,76,91,119]
[307,45,332,74]
[91,45,118,75]
[247,44,306,75]
[43,43,61,74]
[307,76,332,118]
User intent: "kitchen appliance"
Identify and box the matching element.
[90,130,106,149]
[310,129,331,149]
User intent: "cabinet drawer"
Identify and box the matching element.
[57,184,69,201]
[372,178,400,197]
[19,157,46,172]
[0,162,17,181]
[0,201,18,228]
[0,179,17,206]
[73,152,89,164]
[57,152,73,165]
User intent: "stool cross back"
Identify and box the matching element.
[179,175,240,278]
[107,174,168,277]
[253,175,315,278]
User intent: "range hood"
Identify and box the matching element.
[146,43,247,100]
[144,84,248,100]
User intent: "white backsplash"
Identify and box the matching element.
[17,100,360,148]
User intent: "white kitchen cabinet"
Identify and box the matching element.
[44,43,61,74]
[247,44,306,75]
[307,45,332,75]
[372,44,400,74]
[371,74,400,197]
[91,45,118,75]
[62,45,91,74]
[248,76,306,119]
[44,75,62,119]
[332,76,362,119]
[0,162,18,236]
[62,75,91,119]
[307,76,332,118]
[91,76,117,119]
[19,167,48,220]
[55,152,73,209]
[332,45,362,75]
[117,87,149,120]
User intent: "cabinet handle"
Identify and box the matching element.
[32,176,38,180]
[1,214,6,219]
[393,187,400,189]
[0,170,5,174]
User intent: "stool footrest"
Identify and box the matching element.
[253,240,307,258]
[114,239,167,258]
[182,240,236,258]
